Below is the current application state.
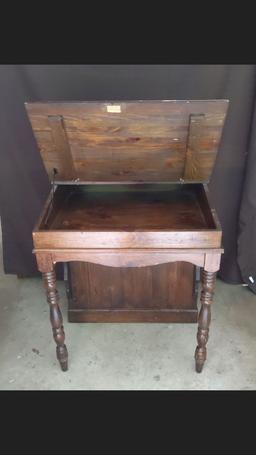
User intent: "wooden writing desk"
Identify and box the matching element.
[25,100,229,372]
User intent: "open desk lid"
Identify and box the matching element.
[25,100,229,184]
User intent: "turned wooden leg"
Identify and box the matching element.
[42,269,68,371]
[195,270,216,373]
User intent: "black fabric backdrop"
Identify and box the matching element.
[0,65,255,285]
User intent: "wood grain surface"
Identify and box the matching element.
[33,183,221,249]
[67,261,198,323]
[25,100,229,183]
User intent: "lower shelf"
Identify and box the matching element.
[68,307,198,323]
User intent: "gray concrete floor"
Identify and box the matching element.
[1,238,256,390]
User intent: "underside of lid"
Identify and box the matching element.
[25,100,229,184]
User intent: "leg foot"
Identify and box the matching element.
[195,362,203,373]
[194,270,216,373]
[195,346,206,373]
[60,361,68,372]
[57,345,68,371]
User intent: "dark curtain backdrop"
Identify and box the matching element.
[0,65,255,285]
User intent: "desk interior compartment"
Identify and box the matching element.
[33,182,221,249]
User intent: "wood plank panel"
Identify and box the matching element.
[33,230,221,249]
[67,261,198,323]
[25,100,229,183]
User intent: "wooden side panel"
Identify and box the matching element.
[25,100,229,183]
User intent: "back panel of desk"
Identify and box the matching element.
[67,261,198,323]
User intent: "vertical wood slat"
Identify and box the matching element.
[48,115,76,180]
[183,114,206,180]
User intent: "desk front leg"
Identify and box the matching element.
[195,253,221,372]
[194,253,220,373]
[36,254,68,372]
[195,270,216,373]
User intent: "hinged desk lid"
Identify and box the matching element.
[25,100,229,183]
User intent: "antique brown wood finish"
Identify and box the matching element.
[195,270,216,372]
[26,100,229,373]
[42,269,68,371]
[32,184,222,250]
[35,248,222,272]
[25,100,228,184]
[67,261,198,323]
